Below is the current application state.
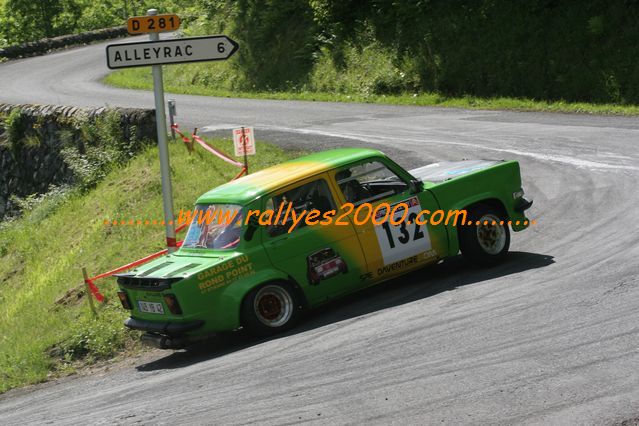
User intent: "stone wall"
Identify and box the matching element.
[0,104,156,219]
[0,26,127,59]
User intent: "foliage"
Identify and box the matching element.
[9,184,72,222]
[184,0,639,104]
[4,0,639,103]
[308,41,420,96]
[0,0,195,47]
[60,110,139,191]
[56,304,133,361]
[0,108,149,226]
[105,41,639,116]
[237,0,319,89]
[308,0,639,104]
[5,108,26,144]
[1,0,81,43]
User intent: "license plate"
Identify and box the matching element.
[138,300,164,314]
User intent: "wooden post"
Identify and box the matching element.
[82,267,98,318]
[242,126,249,175]
[190,127,198,154]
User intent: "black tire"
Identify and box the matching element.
[241,282,303,337]
[459,204,510,266]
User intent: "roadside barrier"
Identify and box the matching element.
[83,222,188,303]
[171,123,247,179]
[170,122,192,144]
[84,124,247,305]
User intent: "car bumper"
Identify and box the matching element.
[124,317,204,334]
[515,197,533,212]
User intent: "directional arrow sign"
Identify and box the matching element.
[106,35,239,69]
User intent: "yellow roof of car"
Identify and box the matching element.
[197,147,384,204]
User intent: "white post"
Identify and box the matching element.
[148,8,177,253]
[168,99,176,141]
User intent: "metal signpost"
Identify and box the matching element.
[108,10,239,252]
[147,9,176,252]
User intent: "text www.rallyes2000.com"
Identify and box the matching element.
[175,202,533,234]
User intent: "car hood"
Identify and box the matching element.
[115,251,234,282]
[409,160,502,183]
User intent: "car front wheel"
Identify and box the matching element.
[459,204,510,266]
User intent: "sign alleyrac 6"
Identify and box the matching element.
[106,36,239,69]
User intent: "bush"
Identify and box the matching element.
[60,110,141,191]
[0,0,196,47]
[311,0,639,104]
[5,108,28,150]
[9,184,72,222]
[232,0,320,90]
[0,108,149,223]
[57,304,135,362]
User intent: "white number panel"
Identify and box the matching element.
[373,196,432,265]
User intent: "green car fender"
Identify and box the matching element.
[428,162,530,257]
[444,193,528,256]
[207,267,297,331]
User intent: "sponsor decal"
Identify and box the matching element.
[306,248,348,286]
[197,255,255,294]
[375,250,437,277]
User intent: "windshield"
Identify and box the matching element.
[182,204,243,250]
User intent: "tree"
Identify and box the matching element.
[234,0,320,89]
[3,0,81,43]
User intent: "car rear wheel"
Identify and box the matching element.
[459,204,510,265]
[241,282,302,336]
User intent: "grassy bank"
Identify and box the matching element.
[103,32,639,116]
[0,137,294,393]
[104,63,639,116]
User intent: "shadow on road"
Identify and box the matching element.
[136,251,554,372]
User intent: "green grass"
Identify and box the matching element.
[102,36,639,116]
[0,137,295,393]
[104,64,639,116]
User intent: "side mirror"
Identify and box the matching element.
[409,178,423,193]
[244,216,259,241]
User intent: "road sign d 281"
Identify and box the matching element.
[127,14,180,34]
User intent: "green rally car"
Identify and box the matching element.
[116,148,532,348]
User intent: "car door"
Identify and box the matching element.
[328,158,448,284]
[261,173,368,306]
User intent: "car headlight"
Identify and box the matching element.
[513,189,525,199]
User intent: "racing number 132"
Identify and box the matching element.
[381,212,425,249]
[373,197,432,265]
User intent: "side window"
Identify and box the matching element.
[336,161,408,205]
[267,179,336,237]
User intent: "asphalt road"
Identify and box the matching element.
[1,37,639,425]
